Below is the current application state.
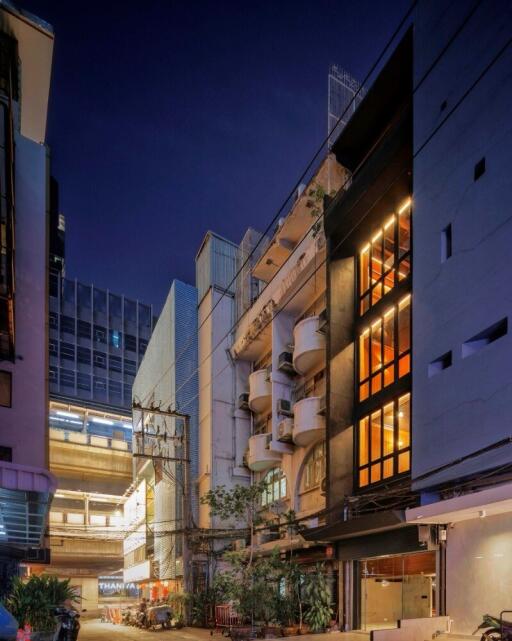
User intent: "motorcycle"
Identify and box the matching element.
[52,608,80,641]
[474,614,512,641]
[146,605,173,630]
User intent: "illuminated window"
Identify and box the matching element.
[359,198,411,314]
[358,295,411,401]
[261,467,287,506]
[357,393,411,488]
[302,441,326,491]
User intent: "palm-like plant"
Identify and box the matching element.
[6,575,78,632]
[303,564,332,633]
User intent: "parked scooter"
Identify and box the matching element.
[474,614,512,641]
[52,607,80,641]
[145,605,173,631]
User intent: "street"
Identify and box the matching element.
[78,620,369,641]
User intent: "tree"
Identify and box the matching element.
[200,481,268,566]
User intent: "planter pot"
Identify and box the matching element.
[229,625,261,641]
[262,625,282,638]
[281,625,300,636]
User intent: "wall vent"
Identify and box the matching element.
[462,318,508,358]
[428,351,452,377]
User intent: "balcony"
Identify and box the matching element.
[293,396,325,447]
[248,369,272,413]
[293,316,326,375]
[247,434,281,472]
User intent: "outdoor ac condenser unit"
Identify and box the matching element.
[277,417,293,443]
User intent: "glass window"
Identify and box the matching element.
[49,339,58,356]
[302,441,326,491]
[109,294,122,318]
[261,467,287,506]
[77,347,90,364]
[358,299,411,401]
[124,359,137,376]
[93,325,107,344]
[110,329,122,349]
[60,342,75,361]
[49,312,58,328]
[358,198,411,314]
[109,356,122,373]
[77,372,91,391]
[60,315,75,335]
[77,320,91,339]
[357,393,411,488]
[93,351,106,368]
[124,299,137,322]
[93,288,107,313]
[125,334,137,352]
[77,283,91,309]
[63,279,75,305]
[60,368,75,387]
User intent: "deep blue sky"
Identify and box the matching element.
[23,0,409,311]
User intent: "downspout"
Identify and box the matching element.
[225,348,237,467]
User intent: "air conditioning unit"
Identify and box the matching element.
[277,418,293,443]
[277,398,294,417]
[242,448,249,468]
[277,351,295,374]
[320,476,327,496]
[238,393,250,411]
[317,395,327,416]
[317,309,328,334]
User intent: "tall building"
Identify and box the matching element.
[231,155,347,583]
[327,65,365,149]
[126,280,198,597]
[48,272,155,411]
[45,259,156,605]
[0,1,55,591]
[302,2,512,637]
[196,231,249,539]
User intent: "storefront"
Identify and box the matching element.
[305,514,442,632]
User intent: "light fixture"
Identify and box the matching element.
[381,580,389,587]
[384,216,395,230]
[372,230,383,243]
[123,423,133,430]
[398,411,404,418]
[91,417,114,425]
[56,410,80,419]
[398,197,412,215]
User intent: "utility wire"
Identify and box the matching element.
[135,1,419,405]
[169,0,487,408]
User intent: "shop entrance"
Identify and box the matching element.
[359,550,436,631]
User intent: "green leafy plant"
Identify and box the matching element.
[303,564,333,632]
[6,575,78,631]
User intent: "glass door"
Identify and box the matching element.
[359,551,436,631]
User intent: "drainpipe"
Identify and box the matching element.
[225,348,237,467]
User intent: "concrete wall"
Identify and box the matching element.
[0,133,48,470]
[446,513,512,635]
[132,280,198,578]
[412,0,512,487]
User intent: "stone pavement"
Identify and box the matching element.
[79,618,369,641]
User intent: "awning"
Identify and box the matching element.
[0,461,56,548]
[406,482,512,524]
[303,510,407,542]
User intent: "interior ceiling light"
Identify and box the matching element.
[398,197,412,215]
[56,410,80,419]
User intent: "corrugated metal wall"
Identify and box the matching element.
[196,232,238,304]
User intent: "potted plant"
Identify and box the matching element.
[5,575,78,641]
[303,564,332,633]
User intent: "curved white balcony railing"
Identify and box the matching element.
[293,316,325,375]
[247,433,282,472]
[292,396,325,447]
[248,369,272,413]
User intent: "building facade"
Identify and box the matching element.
[126,280,198,598]
[0,1,55,592]
[45,269,156,603]
[48,272,155,411]
[230,155,347,583]
[302,2,512,637]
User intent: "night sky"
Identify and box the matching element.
[22,0,410,311]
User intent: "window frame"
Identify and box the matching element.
[261,467,287,507]
[356,392,411,489]
[0,370,12,407]
[358,295,411,401]
[358,202,411,315]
